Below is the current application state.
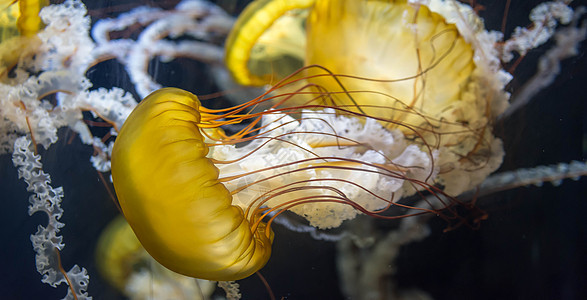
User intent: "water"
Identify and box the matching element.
[0,1,585,299]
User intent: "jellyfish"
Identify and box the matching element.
[225,0,511,197]
[107,0,584,295]
[110,88,275,281]
[2,0,585,299]
[220,0,585,298]
[95,215,216,299]
[110,83,458,281]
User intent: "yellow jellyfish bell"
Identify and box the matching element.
[111,88,273,281]
[95,215,143,291]
[303,0,475,126]
[96,216,217,298]
[224,0,315,86]
[226,0,476,127]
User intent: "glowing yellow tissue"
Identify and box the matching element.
[0,0,47,77]
[227,0,475,128]
[111,88,273,281]
[95,215,143,291]
[225,0,315,86]
[0,0,47,38]
[303,0,475,126]
[16,0,48,37]
[96,216,217,298]
[0,1,20,41]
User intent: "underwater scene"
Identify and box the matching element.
[0,0,585,299]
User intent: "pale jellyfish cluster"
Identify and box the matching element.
[212,109,437,228]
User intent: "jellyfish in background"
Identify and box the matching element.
[226,0,510,199]
[0,0,585,299]
[95,215,217,299]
